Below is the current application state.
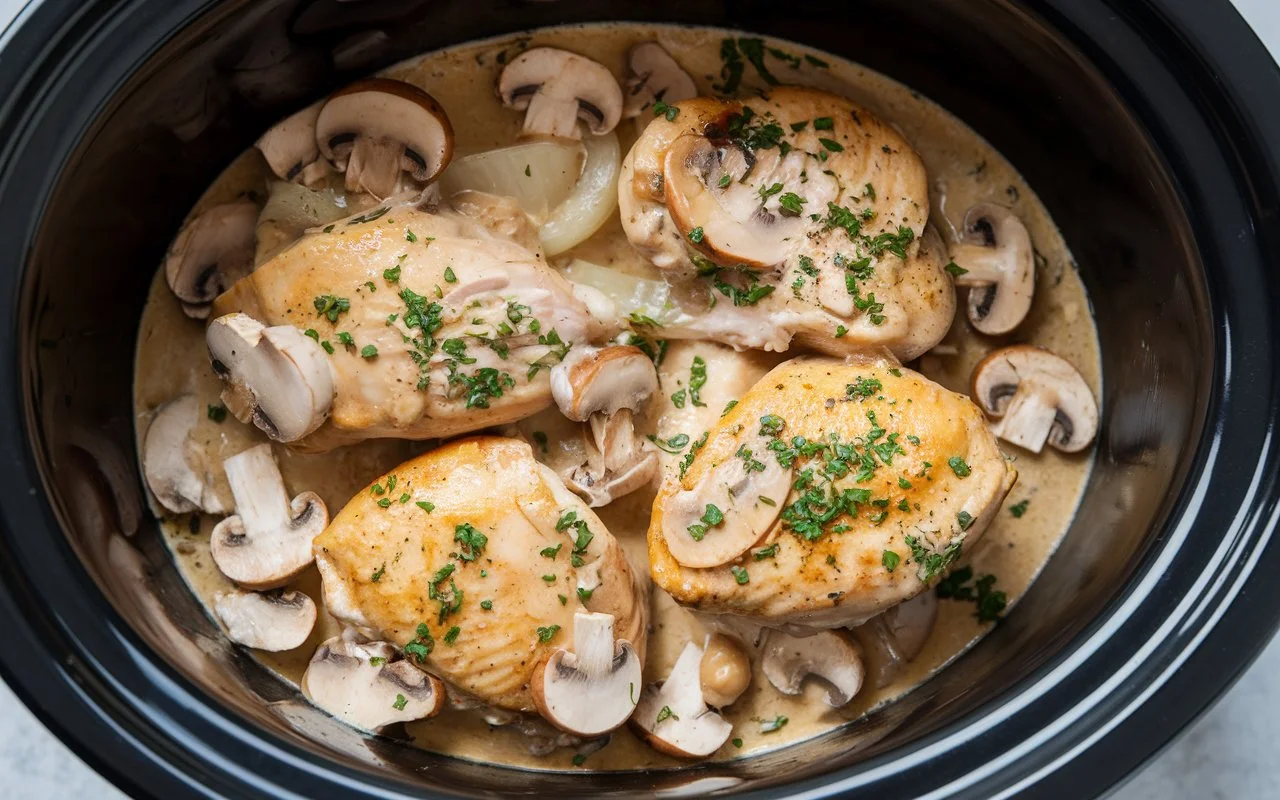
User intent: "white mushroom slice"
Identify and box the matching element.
[316,78,455,199]
[141,394,227,515]
[971,345,1098,454]
[662,135,798,269]
[699,633,751,708]
[948,204,1035,335]
[551,344,658,422]
[762,628,865,708]
[210,444,328,589]
[498,48,623,140]
[623,42,697,118]
[207,313,335,443]
[214,588,317,651]
[661,435,791,568]
[165,202,258,319]
[531,611,642,736]
[632,642,733,758]
[858,591,937,689]
[302,630,445,731]
[255,103,326,187]
[551,345,660,507]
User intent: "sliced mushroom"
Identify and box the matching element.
[857,591,937,689]
[207,313,335,443]
[302,629,445,731]
[762,628,865,708]
[498,48,623,140]
[699,633,751,708]
[662,135,797,269]
[531,610,642,736]
[948,204,1034,335]
[632,642,733,758]
[142,395,228,515]
[316,78,454,199]
[210,443,328,589]
[623,42,697,118]
[256,103,326,187]
[165,202,258,319]
[661,433,791,568]
[214,588,317,651]
[971,345,1098,453]
[551,345,660,507]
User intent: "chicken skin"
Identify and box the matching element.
[647,356,1015,629]
[209,204,609,452]
[313,436,645,712]
[619,87,954,360]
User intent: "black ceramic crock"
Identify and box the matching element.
[1,0,1278,797]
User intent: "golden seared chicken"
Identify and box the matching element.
[618,87,954,360]
[208,204,610,452]
[313,436,646,713]
[647,357,1015,628]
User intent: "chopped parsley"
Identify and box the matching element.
[882,550,900,571]
[443,626,461,645]
[688,226,705,244]
[936,566,1007,623]
[652,100,680,121]
[207,404,228,423]
[416,500,435,513]
[536,625,561,643]
[753,543,779,560]
[647,433,690,454]
[778,192,806,216]
[312,294,350,323]
[957,510,975,531]
[480,599,493,610]
[948,456,972,477]
[371,563,386,582]
[944,261,969,277]
[1009,499,1030,518]
[688,356,708,406]
[655,705,678,725]
[403,622,435,663]
[443,266,457,283]
[393,694,408,711]
[760,715,788,733]
[730,565,750,584]
[360,344,378,359]
[453,523,488,561]
[905,534,964,583]
[540,543,562,559]
[687,503,725,541]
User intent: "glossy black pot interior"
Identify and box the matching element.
[1,0,1279,798]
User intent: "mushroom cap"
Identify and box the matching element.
[949,203,1035,335]
[879,589,937,662]
[761,627,865,707]
[498,48,623,140]
[165,202,258,319]
[660,431,791,568]
[207,313,335,443]
[624,42,697,118]
[256,103,325,185]
[214,588,317,651]
[210,443,329,589]
[699,633,751,708]
[316,78,455,184]
[662,134,798,269]
[302,630,445,731]
[971,345,1098,453]
[631,642,733,758]
[550,344,658,422]
[141,394,228,515]
[531,610,642,736]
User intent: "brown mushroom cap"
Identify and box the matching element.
[302,629,446,731]
[214,588,317,651]
[316,78,454,198]
[631,642,733,758]
[531,611,642,736]
[948,204,1035,335]
[207,313,335,443]
[165,202,258,319]
[624,42,697,119]
[761,628,865,707]
[498,48,623,140]
[256,103,326,186]
[210,443,329,589]
[970,345,1098,453]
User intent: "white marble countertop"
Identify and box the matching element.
[1,0,1278,797]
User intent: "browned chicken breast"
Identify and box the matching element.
[208,205,610,452]
[618,86,954,361]
[313,436,646,712]
[647,356,1015,628]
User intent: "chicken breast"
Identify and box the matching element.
[210,203,610,451]
[647,356,1015,629]
[313,436,646,712]
[618,87,954,360]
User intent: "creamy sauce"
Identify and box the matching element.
[133,23,1099,771]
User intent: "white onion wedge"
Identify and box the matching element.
[540,132,620,256]
[440,141,582,220]
[561,259,694,327]
[259,181,348,231]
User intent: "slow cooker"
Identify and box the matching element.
[0,0,1278,797]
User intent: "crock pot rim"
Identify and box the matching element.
[0,0,1278,798]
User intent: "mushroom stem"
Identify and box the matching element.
[224,444,295,533]
[990,384,1059,453]
[573,610,616,675]
[947,242,1007,286]
[345,137,405,199]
